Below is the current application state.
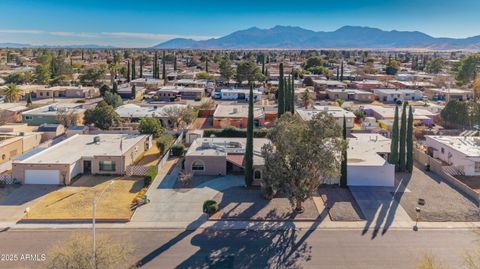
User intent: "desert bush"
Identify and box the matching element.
[171,144,185,156]
[202,200,219,215]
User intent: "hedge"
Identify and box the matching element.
[203,126,269,138]
[144,167,158,187]
[171,144,185,156]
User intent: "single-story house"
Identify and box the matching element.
[425,136,480,176]
[115,103,188,127]
[325,89,375,102]
[347,133,395,187]
[12,134,149,185]
[295,106,356,129]
[216,88,262,101]
[21,103,85,126]
[184,137,270,185]
[0,131,42,164]
[155,86,204,101]
[362,105,436,126]
[423,88,474,101]
[213,104,265,129]
[0,103,30,124]
[373,89,423,102]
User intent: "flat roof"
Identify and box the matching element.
[21,103,85,116]
[426,88,473,94]
[426,136,480,157]
[19,134,147,164]
[326,88,373,94]
[374,89,421,94]
[296,106,355,121]
[213,104,264,118]
[363,105,435,119]
[186,137,270,165]
[348,133,392,166]
[115,104,187,118]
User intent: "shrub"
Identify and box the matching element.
[144,168,158,187]
[202,200,219,215]
[194,97,201,102]
[203,127,269,138]
[169,96,176,102]
[156,135,175,155]
[171,144,185,156]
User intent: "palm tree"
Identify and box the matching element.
[4,83,22,103]
[301,89,312,108]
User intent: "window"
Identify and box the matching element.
[192,160,204,171]
[254,170,262,179]
[475,162,480,173]
[99,160,116,171]
[25,116,32,120]
[441,147,445,154]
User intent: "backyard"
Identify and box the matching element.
[23,176,144,222]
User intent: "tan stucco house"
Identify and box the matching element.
[12,134,149,185]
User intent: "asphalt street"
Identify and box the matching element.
[0,228,477,269]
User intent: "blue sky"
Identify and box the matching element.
[0,0,479,47]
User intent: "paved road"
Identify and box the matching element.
[0,228,476,269]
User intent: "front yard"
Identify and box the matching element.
[23,176,144,222]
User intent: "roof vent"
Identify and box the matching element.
[93,136,101,144]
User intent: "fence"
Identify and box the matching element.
[0,173,15,185]
[126,131,185,176]
[413,148,480,204]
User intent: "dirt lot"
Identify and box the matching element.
[136,141,161,167]
[211,187,323,221]
[318,185,365,221]
[24,176,144,221]
[394,164,480,222]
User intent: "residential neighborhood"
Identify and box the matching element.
[0,1,480,268]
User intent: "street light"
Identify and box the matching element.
[413,207,421,231]
[92,180,114,269]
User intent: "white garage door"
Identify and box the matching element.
[25,170,60,185]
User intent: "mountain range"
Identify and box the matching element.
[0,43,115,49]
[154,25,480,50]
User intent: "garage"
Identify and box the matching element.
[24,169,60,185]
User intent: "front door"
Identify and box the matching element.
[83,160,92,174]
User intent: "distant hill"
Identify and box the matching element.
[154,25,480,50]
[0,43,116,49]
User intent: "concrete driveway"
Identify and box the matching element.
[0,185,60,222]
[132,164,244,225]
[350,186,413,237]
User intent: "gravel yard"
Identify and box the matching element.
[394,164,480,222]
[318,185,365,221]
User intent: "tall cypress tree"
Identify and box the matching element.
[277,63,285,117]
[340,61,344,81]
[162,51,167,82]
[398,102,407,171]
[131,58,136,80]
[139,56,143,78]
[112,82,118,94]
[153,51,158,79]
[262,56,265,75]
[340,116,348,188]
[244,85,254,187]
[336,66,340,80]
[26,93,33,106]
[285,76,291,112]
[389,106,399,166]
[205,58,209,72]
[291,75,295,113]
[127,60,131,82]
[406,105,414,173]
[173,55,177,71]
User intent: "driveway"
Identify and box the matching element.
[350,185,412,238]
[132,162,243,224]
[0,185,60,222]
